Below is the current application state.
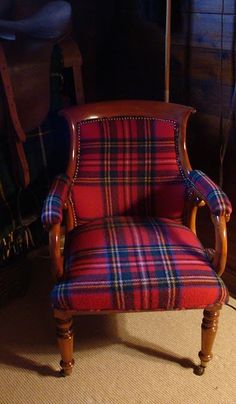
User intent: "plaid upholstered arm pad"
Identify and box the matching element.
[187,170,232,216]
[41,174,70,226]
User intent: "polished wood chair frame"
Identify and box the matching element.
[42,101,231,376]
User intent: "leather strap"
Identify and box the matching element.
[0,43,30,188]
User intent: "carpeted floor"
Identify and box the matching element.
[0,249,236,404]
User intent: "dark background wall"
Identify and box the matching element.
[72,0,165,102]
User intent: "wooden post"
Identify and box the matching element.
[165,0,171,103]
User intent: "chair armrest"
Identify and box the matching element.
[186,201,228,276]
[210,215,228,276]
[186,170,232,276]
[41,174,70,227]
[49,223,64,280]
[187,170,232,218]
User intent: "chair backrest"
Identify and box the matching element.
[60,101,195,225]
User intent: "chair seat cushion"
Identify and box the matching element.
[51,216,228,312]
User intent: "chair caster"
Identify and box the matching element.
[59,359,74,376]
[59,369,72,377]
[194,365,206,376]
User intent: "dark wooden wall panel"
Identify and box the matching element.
[173,13,222,49]
[172,47,221,82]
[170,0,236,292]
[223,14,236,50]
[182,0,223,14]
[224,0,236,14]
[173,13,236,51]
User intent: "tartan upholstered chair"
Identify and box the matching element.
[41,100,232,376]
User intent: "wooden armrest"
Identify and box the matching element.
[47,197,75,281]
[211,215,228,276]
[186,196,205,235]
[49,223,64,280]
[186,197,229,276]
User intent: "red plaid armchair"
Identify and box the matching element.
[41,101,232,376]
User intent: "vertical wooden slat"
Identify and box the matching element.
[165,0,171,102]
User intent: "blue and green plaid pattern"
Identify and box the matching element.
[188,170,232,216]
[41,173,70,226]
[51,216,228,311]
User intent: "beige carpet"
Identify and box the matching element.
[0,249,236,404]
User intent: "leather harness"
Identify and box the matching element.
[0,43,30,188]
[0,1,72,189]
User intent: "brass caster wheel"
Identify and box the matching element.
[59,368,73,377]
[59,359,74,376]
[194,365,206,376]
[59,369,67,377]
[59,369,71,377]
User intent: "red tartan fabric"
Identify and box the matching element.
[41,174,70,226]
[71,118,186,223]
[51,216,228,311]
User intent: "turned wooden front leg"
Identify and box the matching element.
[196,304,221,375]
[55,316,74,376]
